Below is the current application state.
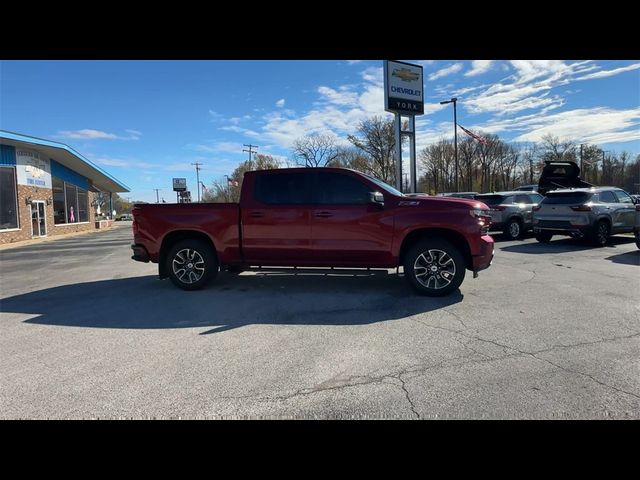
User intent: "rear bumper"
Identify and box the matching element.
[472,234,494,273]
[533,225,593,237]
[131,244,150,262]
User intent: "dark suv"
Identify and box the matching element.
[532,187,637,246]
[475,191,544,240]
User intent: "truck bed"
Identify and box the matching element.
[132,203,241,264]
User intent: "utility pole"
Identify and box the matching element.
[191,162,203,202]
[242,144,259,166]
[153,189,160,203]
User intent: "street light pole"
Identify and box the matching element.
[440,97,459,192]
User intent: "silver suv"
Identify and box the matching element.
[532,187,637,246]
[475,191,545,240]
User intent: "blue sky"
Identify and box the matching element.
[1,60,639,202]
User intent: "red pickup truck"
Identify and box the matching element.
[131,168,494,296]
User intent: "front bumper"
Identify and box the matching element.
[472,234,494,274]
[131,244,150,262]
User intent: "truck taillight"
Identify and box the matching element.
[132,218,138,235]
[470,208,492,233]
[571,205,592,212]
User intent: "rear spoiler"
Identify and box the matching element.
[537,161,593,195]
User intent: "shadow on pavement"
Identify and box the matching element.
[0,269,463,335]
[501,235,635,254]
[605,250,640,266]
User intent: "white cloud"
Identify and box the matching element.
[575,62,640,81]
[58,128,131,140]
[428,63,463,81]
[317,86,359,106]
[88,154,156,169]
[465,60,494,77]
[276,98,286,107]
[347,60,364,65]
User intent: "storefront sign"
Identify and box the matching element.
[16,149,52,189]
[384,60,424,115]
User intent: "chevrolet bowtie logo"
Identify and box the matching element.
[392,68,419,82]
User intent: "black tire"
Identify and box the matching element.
[591,220,610,247]
[504,218,523,240]
[403,238,466,296]
[166,239,217,290]
[535,232,553,243]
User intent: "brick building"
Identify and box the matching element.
[0,131,129,245]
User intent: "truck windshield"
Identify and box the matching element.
[364,174,404,197]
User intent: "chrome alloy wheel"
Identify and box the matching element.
[413,249,456,289]
[172,248,206,284]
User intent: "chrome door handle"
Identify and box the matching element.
[249,211,264,218]
[315,212,333,218]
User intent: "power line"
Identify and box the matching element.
[242,144,259,164]
[191,162,204,202]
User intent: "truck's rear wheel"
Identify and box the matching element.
[166,239,217,290]
[403,239,465,296]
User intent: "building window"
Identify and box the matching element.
[53,176,66,224]
[0,166,19,230]
[78,189,88,222]
[65,183,78,223]
[53,176,89,224]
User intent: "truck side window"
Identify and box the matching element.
[313,172,372,205]
[254,172,311,205]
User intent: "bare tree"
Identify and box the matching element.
[347,116,400,184]
[204,154,281,203]
[539,134,577,163]
[292,133,339,167]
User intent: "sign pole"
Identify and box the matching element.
[409,116,416,193]
[395,113,403,192]
[384,60,424,193]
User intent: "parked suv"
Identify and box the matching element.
[532,187,637,246]
[475,191,544,240]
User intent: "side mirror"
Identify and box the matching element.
[370,191,384,208]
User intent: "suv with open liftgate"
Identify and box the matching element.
[475,191,544,240]
[532,187,637,246]
[131,168,495,296]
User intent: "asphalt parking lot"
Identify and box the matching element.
[1,222,638,419]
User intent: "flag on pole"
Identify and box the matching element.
[227,179,239,187]
[457,124,489,145]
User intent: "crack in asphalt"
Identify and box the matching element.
[410,318,640,401]
[394,374,420,419]
[214,329,640,412]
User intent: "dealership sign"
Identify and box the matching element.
[173,178,187,192]
[384,60,424,115]
[16,149,52,189]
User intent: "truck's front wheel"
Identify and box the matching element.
[166,239,217,290]
[403,239,465,296]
